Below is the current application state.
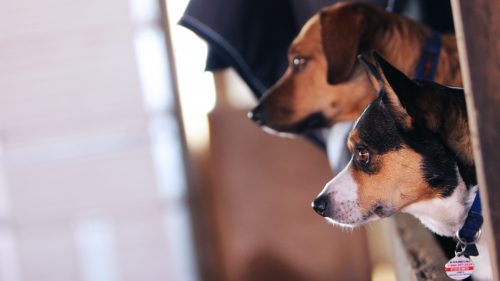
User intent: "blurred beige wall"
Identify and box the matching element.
[0,0,197,281]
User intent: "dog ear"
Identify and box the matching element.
[374,52,460,133]
[320,4,384,85]
[372,52,419,129]
[358,54,383,93]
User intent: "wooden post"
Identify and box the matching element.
[451,1,500,280]
[392,215,449,281]
[159,2,221,281]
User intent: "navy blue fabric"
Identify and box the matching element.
[459,191,483,257]
[415,31,441,81]
[460,192,483,242]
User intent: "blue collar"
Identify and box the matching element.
[456,188,483,257]
[459,189,483,242]
[415,32,441,80]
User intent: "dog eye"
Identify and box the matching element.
[292,55,308,73]
[355,146,370,165]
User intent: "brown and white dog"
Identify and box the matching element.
[249,2,461,133]
[248,2,462,170]
[312,53,491,280]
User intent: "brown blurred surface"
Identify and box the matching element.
[200,107,371,281]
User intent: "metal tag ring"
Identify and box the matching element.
[454,242,467,257]
[454,229,482,245]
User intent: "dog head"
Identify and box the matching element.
[248,3,389,134]
[312,53,474,235]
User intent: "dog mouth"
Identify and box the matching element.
[327,203,395,227]
[325,212,375,227]
[278,112,330,134]
[369,203,395,218]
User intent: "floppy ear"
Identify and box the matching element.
[372,52,419,129]
[357,54,383,93]
[320,4,385,84]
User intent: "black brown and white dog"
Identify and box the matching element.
[312,53,491,280]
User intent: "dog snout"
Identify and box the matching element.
[312,195,330,217]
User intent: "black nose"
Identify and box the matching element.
[312,196,330,217]
[248,106,265,124]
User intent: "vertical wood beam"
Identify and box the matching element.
[159,2,220,281]
[451,1,500,280]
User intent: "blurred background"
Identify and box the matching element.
[0,0,453,280]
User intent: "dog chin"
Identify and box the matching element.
[325,210,390,228]
[324,213,379,228]
[325,218,362,228]
[261,126,297,138]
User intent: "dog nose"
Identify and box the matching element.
[248,106,265,124]
[312,196,330,217]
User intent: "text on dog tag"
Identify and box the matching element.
[445,256,474,280]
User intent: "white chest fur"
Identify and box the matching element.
[401,171,473,237]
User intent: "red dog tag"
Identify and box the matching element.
[445,256,474,280]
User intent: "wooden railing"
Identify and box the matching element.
[451,1,500,280]
[389,215,449,281]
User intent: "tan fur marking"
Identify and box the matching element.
[260,15,378,129]
[351,148,440,213]
[411,89,472,165]
[347,129,360,152]
[443,109,473,165]
[434,34,463,87]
